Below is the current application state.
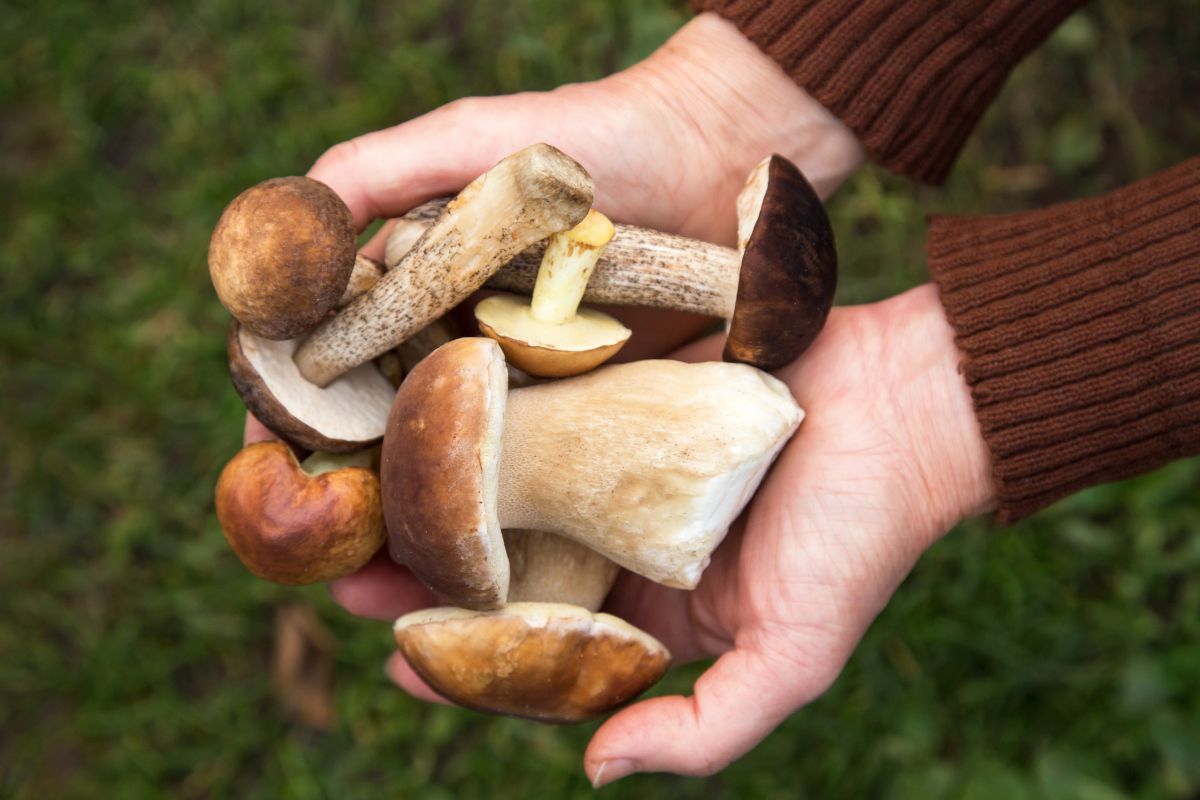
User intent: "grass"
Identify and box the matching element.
[2,0,1199,796]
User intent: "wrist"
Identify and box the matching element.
[620,14,863,210]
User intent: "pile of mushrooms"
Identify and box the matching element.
[208,143,837,721]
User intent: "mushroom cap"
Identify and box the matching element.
[393,603,670,723]
[209,176,357,340]
[725,155,837,370]
[381,337,511,610]
[215,441,385,585]
[474,295,630,377]
[228,321,395,453]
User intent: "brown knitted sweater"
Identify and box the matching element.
[693,0,1200,522]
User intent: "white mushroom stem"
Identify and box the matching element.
[529,209,615,324]
[502,530,619,612]
[494,360,802,588]
[388,199,740,318]
[294,144,593,387]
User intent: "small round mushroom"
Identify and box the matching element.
[208,176,357,340]
[381,337,802,609]
[215,441,385,585]
[228,321,395,453]
[393,154,838,370]
[475,209,630,377]
[394,603,669,723]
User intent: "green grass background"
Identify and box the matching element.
[3,0,1199,796]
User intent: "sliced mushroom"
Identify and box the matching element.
[294,143,594,387]
[228,321,395,453]
[391,154,837,370]
[209,176,357,340]
[381,337,802,609]
[215,441,384,584]
[393,603,669,723]
[475,209,630,377]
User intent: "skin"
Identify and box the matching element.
[241,12,994,786]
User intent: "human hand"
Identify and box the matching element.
[331,284,996,783]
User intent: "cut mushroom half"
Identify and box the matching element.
[390,154,837,370]
[209,176,358,341]
[381,337,802,609]
[476,208,629,377]
[215,441,385,584]
[294,143,594,387]
[228,321,395,452]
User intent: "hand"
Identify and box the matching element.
[331,284,996,783]
[245,12,864,443]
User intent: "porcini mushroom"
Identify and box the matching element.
[474,209,630,377]
[294,143,594,387]
[393,530,669,723]
[209,176,357,340]
[390,154,837,370]
[215,441,385,584]
[381,337,802,609]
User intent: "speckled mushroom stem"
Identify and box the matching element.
[389,199,741,318]
[294,144,593,387]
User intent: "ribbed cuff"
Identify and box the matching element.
[691,0,1086,183]
[929,158,1200,522]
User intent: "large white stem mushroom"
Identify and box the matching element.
[393,530,671,723]
[381,337,802,610]
[293,143,594,387]
[391,154,838,370]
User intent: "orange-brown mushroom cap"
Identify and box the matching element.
[725,155,837,370]
[393,603,670,723]
[381,338,511,610]
[209,176,357,340]
[214,441,385,585]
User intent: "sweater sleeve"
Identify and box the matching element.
[928,158,1200,523]
[690,0,1087,183]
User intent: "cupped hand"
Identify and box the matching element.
[331,284,996,783]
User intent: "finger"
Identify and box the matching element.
[359,218,397,262]
[584,646,815,785]
[307,100,511,229]
[669,332,724,364]
[385,652,458,708]
[328,552,438,621]
[243,412,276,445]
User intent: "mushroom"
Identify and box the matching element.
[474,209,630,377]
[381,337,802,609]
[389,154,837,370]
[209,176,357,340]
[340,253,385,307]
[293,143,594,387]
[215,441,385,585]
[393,530,670,723]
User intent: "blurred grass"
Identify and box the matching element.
[2,0,1199,797]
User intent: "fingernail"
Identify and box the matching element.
[591,759,637,788]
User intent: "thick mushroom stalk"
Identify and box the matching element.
[393,530,669,723]
[392,154,837,370]
[382,338,802,610]
[294,143,594,387]
[475,209,630,377]
[215,441,385,585]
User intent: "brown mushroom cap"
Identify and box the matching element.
[215,441,384,585]
[381,337,510,610]
[209,176,357,340]
[393,603,670,723]
[475,295,630,377]
[725,155,838,369]
[228,321,395,453]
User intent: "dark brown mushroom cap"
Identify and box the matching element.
[215,441,385,585]
[393,603,671,723]
[381,338,511,610]
[227,321,394,453]
[724,155,838,370]
[209,176,357,340]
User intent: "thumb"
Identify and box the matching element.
[584,644,820,785]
